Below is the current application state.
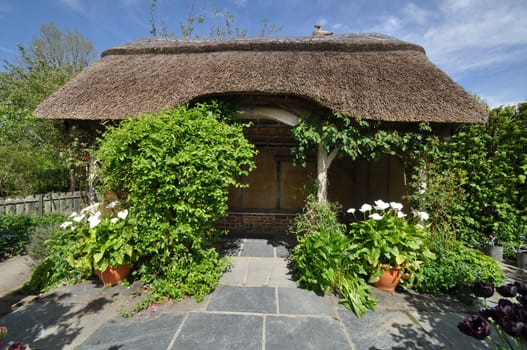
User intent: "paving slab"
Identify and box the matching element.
[265,315,351,350]
[172,312,262,350]
[239,239,276,257]
[219,257,249,285]
[0,255,34,296]
[410,311,495,349]
[207,285,277,314]
[338,308,443,349]
[277,287,336,316]
[268,258,296,288]
[0,281,145,349]
[245,257,275,286]
[77,313,184,350]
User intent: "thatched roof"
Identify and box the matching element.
[34,34,487,123]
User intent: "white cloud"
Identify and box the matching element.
[402,2,433,25]
[364,0,527,78]
[379,16,402,34]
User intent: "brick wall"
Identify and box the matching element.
[216,212,298,237]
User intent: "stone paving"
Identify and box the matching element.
[0,238,504,349]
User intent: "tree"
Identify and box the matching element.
[292,113,396,202]
[149,0,281,39]
[0,23,96,196]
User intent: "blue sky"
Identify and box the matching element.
[0,0,526,107]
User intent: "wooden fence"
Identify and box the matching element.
[0,192,88,217]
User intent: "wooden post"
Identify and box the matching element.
[37,194,43,216]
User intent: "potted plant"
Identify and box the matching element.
[483,234,504,262]
[347,200,435,291]
[60,202,136,286]
[513,231,527,268]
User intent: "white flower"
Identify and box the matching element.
[370,213,383,220]
[88,211,102,228]
[374,200,390,211]
[69,212,78,219]
[106,201,119,209]
[397,211,407,218]
[414,211,429,221]
[60,221,73,229]
[418,182,427,195]
[346,208,356,214]
[359,204,372,212]
[110,217,119,224]
[72,214,85,223]
[390,202,403,211]
[117,209,128,220]
[81,203,100,215]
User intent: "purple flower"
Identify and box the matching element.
[458,315,491,340]
[472,280,495,298]
[7,342,24,350]
[480,299,515,325]
[514,304,527,323]
[501,320,527,338]
[497,283,519,298]
[515,282,527,296]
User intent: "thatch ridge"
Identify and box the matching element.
[35,34,487,124]
[102,34,425,56]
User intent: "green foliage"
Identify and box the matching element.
[0,214,65,261]
[292,114,396,167]
[289,195,346,235]
[0,215,33,261]
[348,201,435,285]
[0,106,69,196]
[94,102,256,303]
[411,240,504,294]
[62,204,136,274]
[26,214,66,263]
[0,23,96,195]
[408,101,527,246]
[21,215,84,294]
[290,197,378,317]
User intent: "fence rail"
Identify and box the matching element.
[0,192,88,217]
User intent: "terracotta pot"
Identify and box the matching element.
[373,267,402,292]
[95,265,131,286]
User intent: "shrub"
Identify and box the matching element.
[410,239,504,294]
[93,102,256,302]
[26,214,66,263]
[409,102,527,247]
[0,215,33,260]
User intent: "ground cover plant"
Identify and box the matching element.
[410,239,504,294]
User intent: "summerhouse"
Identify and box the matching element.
[34,34,486,235]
